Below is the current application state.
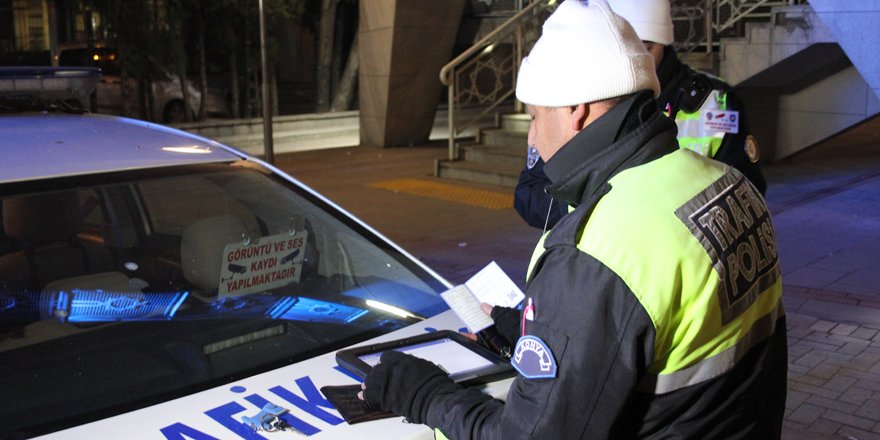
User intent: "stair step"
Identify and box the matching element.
[500,113,530,132]
[482,128,528,148]
[436,160,521,187]
[461,144,525,167]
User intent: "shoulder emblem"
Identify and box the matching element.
[512,335,557,379]
[745,135,760,163]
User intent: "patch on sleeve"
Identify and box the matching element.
[744,135,760,163]
[512,335,557,379]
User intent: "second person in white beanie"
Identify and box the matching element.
[360,1,787,438]
[516,0,767,230]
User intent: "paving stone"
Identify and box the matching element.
[840,369,880,383]
[840,341,873,356]
[807,395,861,414]
[825,375,859,393]
[810,363,842,380]
[787,389,811,409]
[809,418,842,435]
[789,326,814,339]
[807,332,848,347]
[839,386,873,406]
[788,403,826,425]
[813,349,857,366]
[795,339,848,353]
[831,333,877,346]
[792,382,842,400]
[790,363,812,375]
[782,420,810,437]
[855,378,880,393]
[833,323,860,336]
[855,400,880,423]
[821,409,877,431]
[853,328,879,341]
[791,371,830,387]
[797,352,829,368]
[811,320,838,333]
[854,351,880,367]
[789,344,812,359]
[837,426,880,440]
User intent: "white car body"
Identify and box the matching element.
[0,69,511,439]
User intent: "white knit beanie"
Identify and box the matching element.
[515,0,661,107]
[606,0,674,45]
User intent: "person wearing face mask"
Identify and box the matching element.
[359,2,787,438]
[515,0,767,231]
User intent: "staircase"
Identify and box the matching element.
[435,0,821,187]
[437,0,880,185]
[436,113,528,187]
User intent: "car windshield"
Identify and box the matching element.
[0,160,448,436]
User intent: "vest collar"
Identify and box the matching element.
[543,91,674,209]
[540,95,679,248]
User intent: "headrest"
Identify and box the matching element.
[3,192,83,243]
[181,214,249,291]
[43,271,135,293]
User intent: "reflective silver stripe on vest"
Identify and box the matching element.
[637,299,784,394]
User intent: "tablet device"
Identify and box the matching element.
[336,330,514,386]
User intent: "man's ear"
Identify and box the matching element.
[570,103,589,131]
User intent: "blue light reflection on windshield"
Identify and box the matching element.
[53,290,189,322]
[1,291,370,325]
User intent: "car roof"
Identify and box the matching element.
[0,113,245,184]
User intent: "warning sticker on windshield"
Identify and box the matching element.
[219,232,308,297]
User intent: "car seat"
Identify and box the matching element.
[0,192,90,291]
[180,214,251,295]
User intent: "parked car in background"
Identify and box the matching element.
[0,67,508,439]
[56,42,202,123]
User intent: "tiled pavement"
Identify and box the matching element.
[784,313,880,439]
[276,126,880,439]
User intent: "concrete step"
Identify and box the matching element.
[461,144,525,167]
[436,160,521,187]
[482,127,527,148]
[500,113,529,132]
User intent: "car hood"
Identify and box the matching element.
[36,310,511,439]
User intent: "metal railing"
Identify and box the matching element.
[672,0,809,55]
[439,0,556,161]
[439,0,809,162]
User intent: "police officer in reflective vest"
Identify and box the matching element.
[515,0,767,230]
[359,1,787,438]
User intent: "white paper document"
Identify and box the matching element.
[440,261,525,333]
[464,261,526,308]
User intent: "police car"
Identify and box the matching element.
[0,67,508,439]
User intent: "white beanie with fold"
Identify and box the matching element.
[606,0,674,45]
[515,0,660,107]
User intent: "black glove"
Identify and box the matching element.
[490,305,521,347]
[363,350,462,424]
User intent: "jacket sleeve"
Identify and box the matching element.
[514,159,567,229]
[711,89,767,195]
[425,246,655,439]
